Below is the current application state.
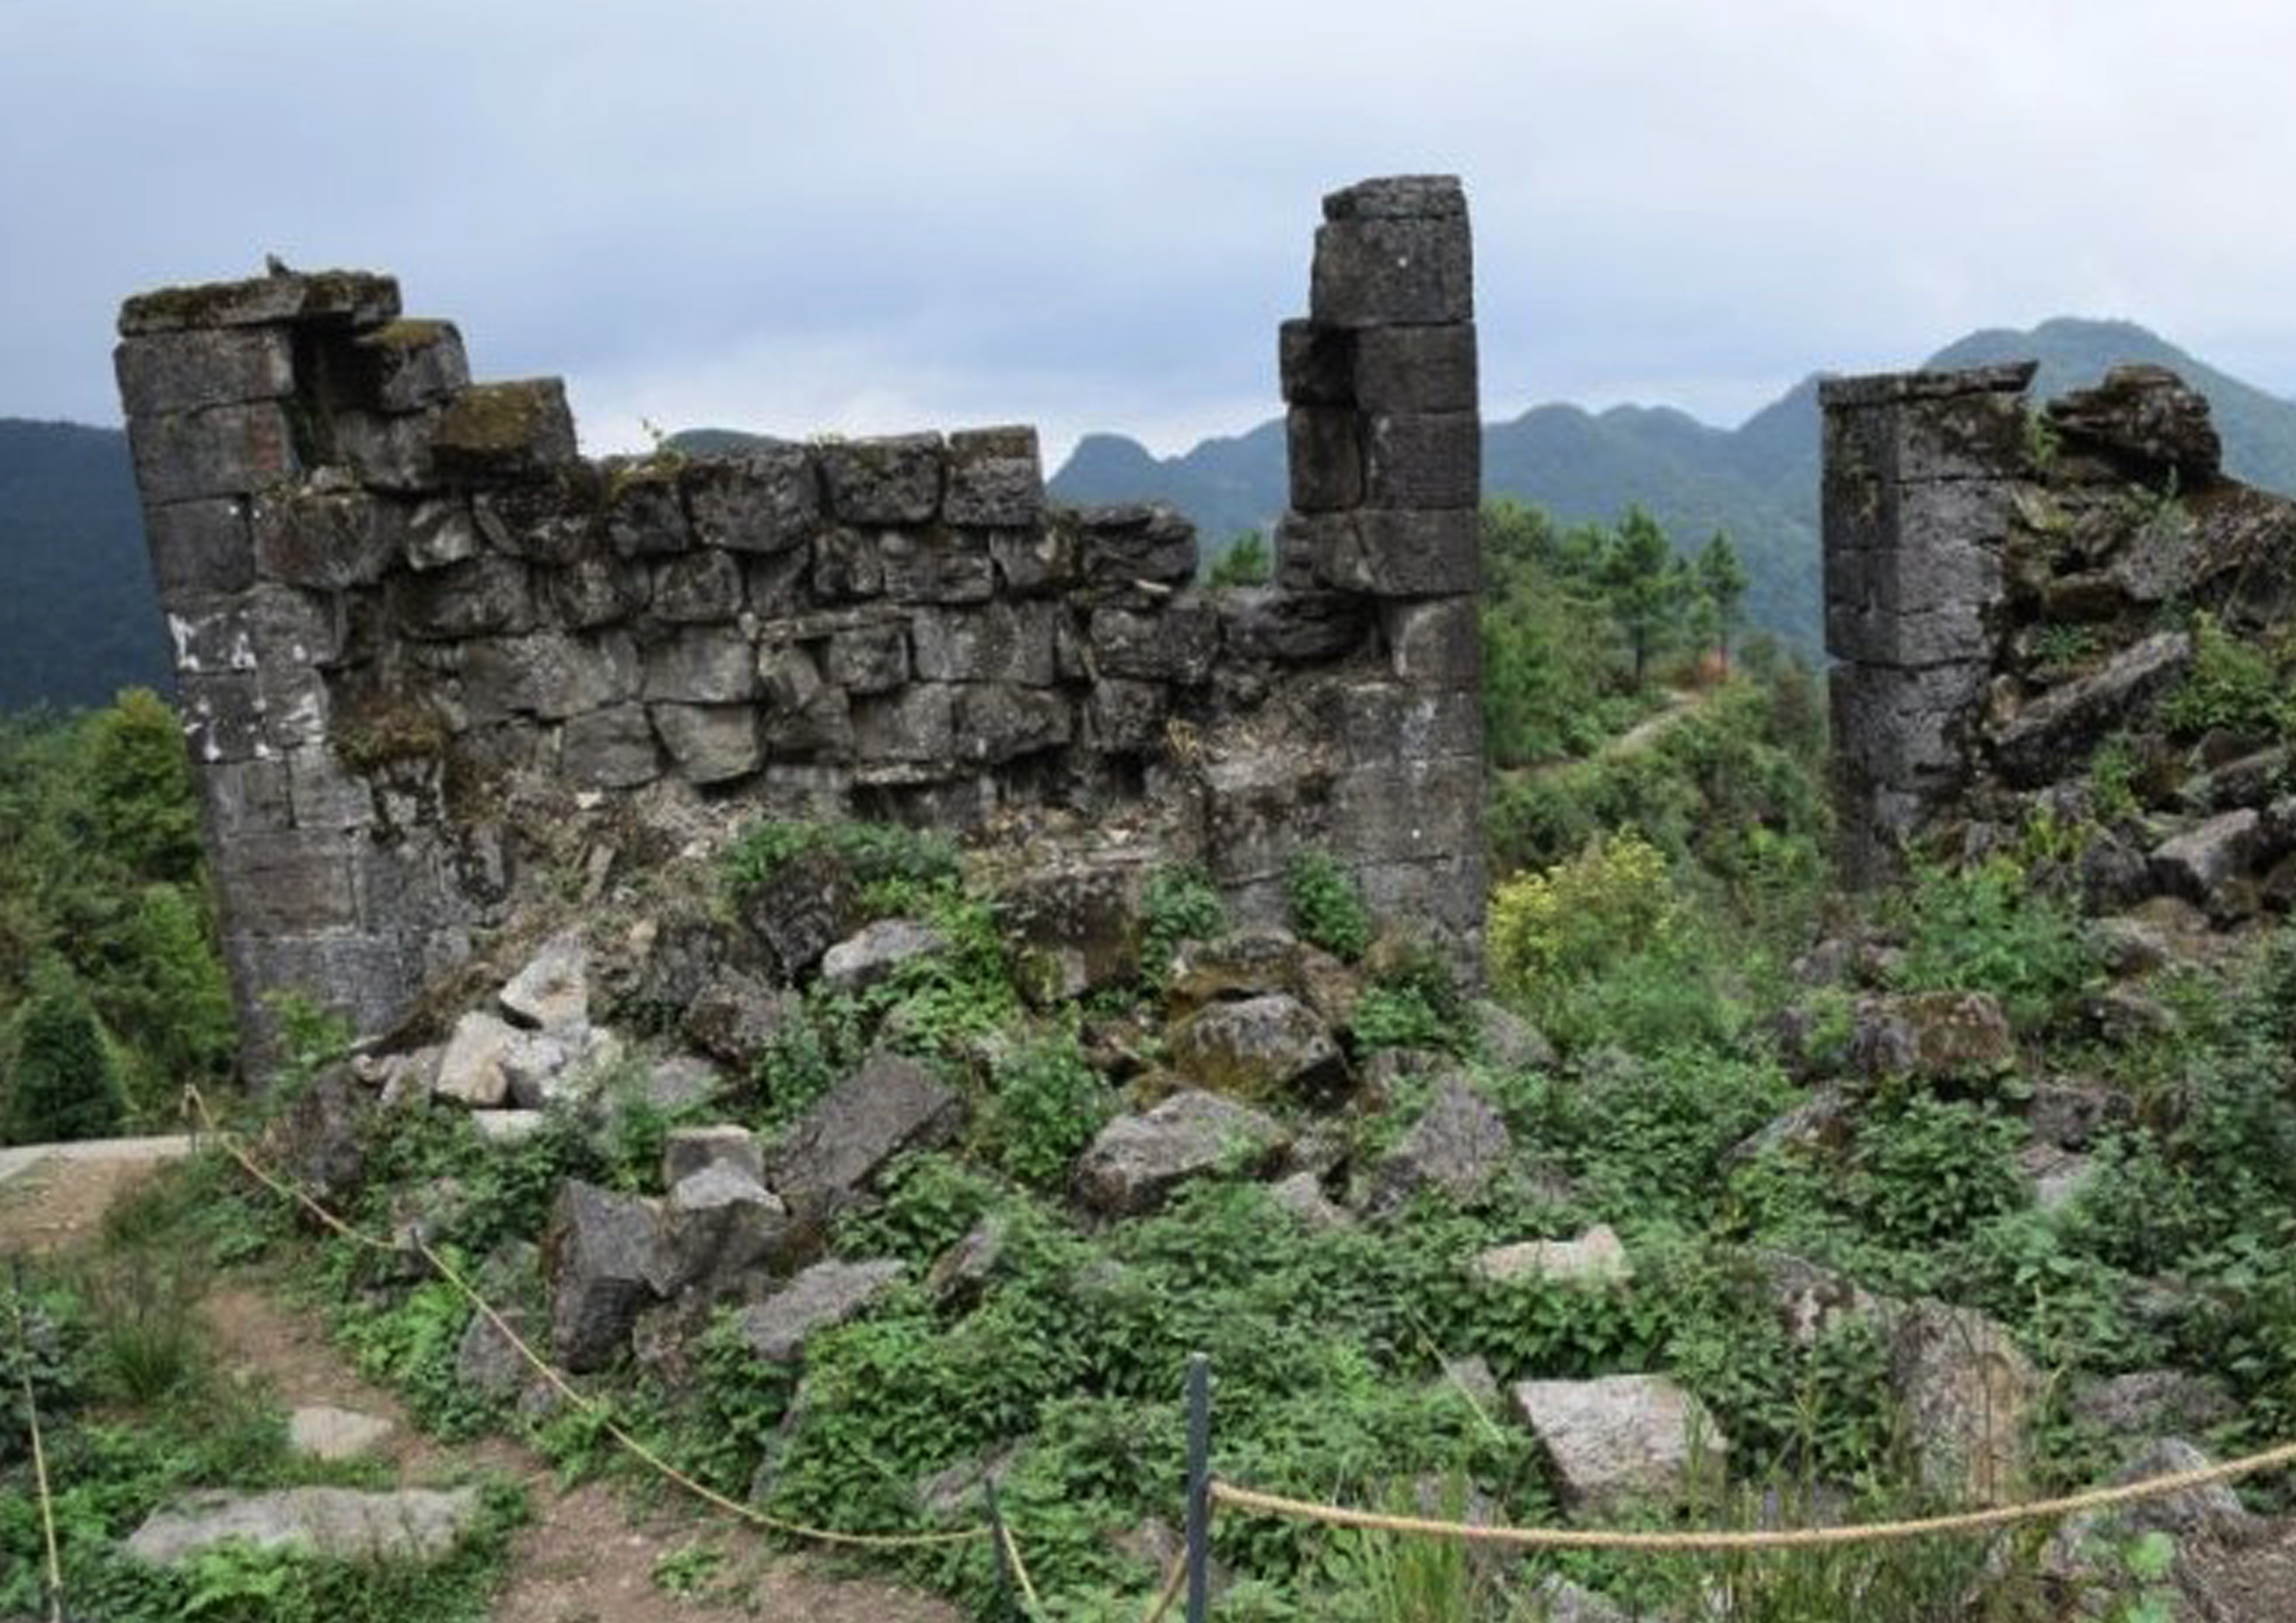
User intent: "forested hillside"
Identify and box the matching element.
[0,419,170,710]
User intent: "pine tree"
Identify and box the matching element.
[3,957,126,1145]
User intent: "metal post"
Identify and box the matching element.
[1185,1351,1212,1623]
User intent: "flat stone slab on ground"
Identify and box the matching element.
[126,1486,482,1565]
[287,1403,395,1460]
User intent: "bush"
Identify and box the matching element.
[2160,612,2286,741]
[720,817,960,906]
[3,957,126,1144]
[1890,857,2096,1035]
[1206,531,1272,588]
[1488,832,1675,1001]
[1284,848,1371,963]
[984,1032,1112,1188]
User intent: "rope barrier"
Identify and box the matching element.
[1210,1433,2296,1551]
[1140,1550,1187,1623]
[180,1086,990,1554]
[996,1514,1047,1620]
[7,1260,66,1623]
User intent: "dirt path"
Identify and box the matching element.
[1,1142,960,1623]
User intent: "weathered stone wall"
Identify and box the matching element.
[1823,357,2296,893]
[115,176,1484,1056]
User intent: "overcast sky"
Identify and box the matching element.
[5,0,2295,464]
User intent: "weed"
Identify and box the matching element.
[1890,857,2097,1036]
[983,1029,1112,1189]
[1285,848,1372,963]
[1139,862,1226,991]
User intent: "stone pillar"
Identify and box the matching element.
[1820,362,2035,883]
[1275,176,1485,962]
[113,270,527,1061]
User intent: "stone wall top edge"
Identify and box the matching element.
[1818,361,2039,411]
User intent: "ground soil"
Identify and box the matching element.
[0,1142,960,1623]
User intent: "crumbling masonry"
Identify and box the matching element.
[115,176,1484,1055]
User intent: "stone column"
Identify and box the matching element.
[1820,362,2035,883]
[1275,175,1485,963]
[113,270,513,1061]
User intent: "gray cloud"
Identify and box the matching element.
[5,0,2294,462]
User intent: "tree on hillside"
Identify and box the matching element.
[1602,506,1687,689]
[3,955,126,1144]
[88,687,204,886]
[1696,531,1751,672]
[1206,529,1272,588]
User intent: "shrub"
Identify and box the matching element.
[1206,530,1272,588]
[1285,848,1371,963]
[984,1031,1112,1188]
[2160,611,2286,740]
[1488,832,1675,1001]
[721,817,960,906]
[3,957,126,1144]
[1890,857,2096,1035]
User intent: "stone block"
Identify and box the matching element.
[164,596,259,674]
[1276,509,1478,596]
[213,829,359,935]
[764,1050,965,1219]
[347,319,469,412]
[256,660,334,751]
[954,684,1073,764]
[542,1181,671,1372]
[1353,325,1479,413]
[1512,1375,1727,1514]
[249,486,397,589]
[1090,602,1217,685]
[601,467,691,557]
[550,555,651,627]
[817,434,944,524]
[1287,406,1362,512]
[389,556,535,640]
[144,498,257,600]
[462,631,637,721]
[1329,756,1482,865]
[1382,597,1480,687]
[1073,503,1198,586]
[989,526,1079,595]
[1310,217,1473,328]
[911,601,1058,685]
[127,401,298,504]
[395,497,482,571]
[331,408,439,492]
[560,704,662,789]
[743,548,811,617]
[641,626,757,704]
[1323,175,1467,220]
[178,671,264,764]
[1200,749,1335,887]
[433,380,578,480]
[812,526,884,600]
[1279,319,1354,407]
[825,625,908,693]
[1086,679,1166,753]
[1363,412,1480,509]
[1988,632,2190,787]
[650,550,744,622]
[203,757,293,830]
[880,529,996,603]
[1073,1090,1289,1216]
[1219,589,1371,664]
[115,327,295,415]
[944,427,1043,527]
[118,269,402,336]
[853,684,955,763]
[285,743,375,830]
[738,1258,905,1363]
[683,445,817,553]
[1321,681,1480,766]
[651,704,761,784]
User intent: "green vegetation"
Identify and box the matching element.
[1206,529,1273,588]
[2160,611,2290,741]
[1,1173,521,1621]
[0,691,236,1141]
[1284,847,1372,963]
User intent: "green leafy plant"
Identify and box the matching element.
[984,1031,1111,1188]
[2160,611,2286,741]
[1890,857,2097,1036]
[1139,862,1226,991]
[1208,529,1273,588]
[3,956,126,1145]
[1285,847,1372,963]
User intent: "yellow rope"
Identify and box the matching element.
[1211,1433,2296,1551]
[183,1086,989,1553]
[8,1267,65,1623]
[1140,1550,1188,1623]
[997,1516,1047,1618]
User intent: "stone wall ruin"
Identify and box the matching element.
[1823,357,2296,899]
[115,176,1485,1056]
